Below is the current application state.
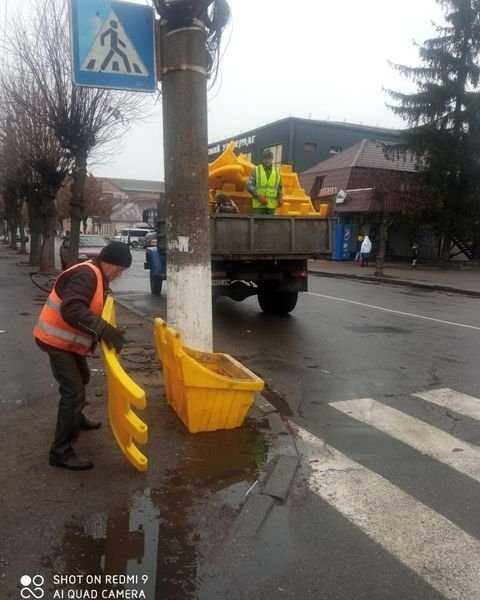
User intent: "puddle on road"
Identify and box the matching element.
[56,421,269,599]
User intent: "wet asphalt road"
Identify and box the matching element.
[113,252,479,413]
[110,252,480,599]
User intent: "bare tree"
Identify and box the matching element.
[0,72,71,270]
[6,0,147,267]
[56,174,111,233]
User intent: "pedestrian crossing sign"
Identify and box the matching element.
[69,0,156,92]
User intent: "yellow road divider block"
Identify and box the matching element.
[154,318,265,433]
[101,297,148,472]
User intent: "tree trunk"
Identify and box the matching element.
[374,215,389,277]
[439,236,452,261]
[39,215,56,272]
[38,186,57,273]
[67,152,88,268]
[28,201,43,266]
[7,219,17,250]
[17,212,27,254]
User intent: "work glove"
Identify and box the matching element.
[258,195,267,205]
[101,324,126,353]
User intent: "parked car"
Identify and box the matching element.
[139,231,158,248]
[60,234,108,270]
[118,228,155,248]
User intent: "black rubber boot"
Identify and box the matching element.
[49,451,93,471]
[80,414,101,430]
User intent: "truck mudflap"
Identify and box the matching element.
[145,247,166,277]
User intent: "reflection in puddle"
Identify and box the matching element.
[59,422,269,599]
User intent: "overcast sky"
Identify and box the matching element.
[1,0,446,180]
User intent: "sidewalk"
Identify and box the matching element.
[0,248,298,599]
[309,259,480,297]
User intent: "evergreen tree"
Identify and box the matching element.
[386,0,480,258]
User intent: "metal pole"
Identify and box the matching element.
[160,20,213,351]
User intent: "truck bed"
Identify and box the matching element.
[210,214,330,260]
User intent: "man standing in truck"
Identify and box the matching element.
[246,148,283,215]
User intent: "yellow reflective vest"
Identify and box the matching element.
[252,165,281,209]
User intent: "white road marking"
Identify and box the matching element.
[292,422,480,600]
[414,388,480,421]
[305,291,480,331]
[330,398,480,482]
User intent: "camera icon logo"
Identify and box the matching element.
[20,575,45,599]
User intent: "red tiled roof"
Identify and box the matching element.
[303,139,418,173]
[299,139,419,198]
[335,189,376,213]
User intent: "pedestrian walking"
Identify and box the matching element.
[33,242,132,471]
[360,235,372,267]
[411,242,419,268]
[246,148,283,215]
[354,234,364,262]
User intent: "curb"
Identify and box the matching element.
[114,296,155,322]
[228,395,299,543]
[114,294,301,540]
[308,269,480,298]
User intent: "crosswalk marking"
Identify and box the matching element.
[414,388,480,421]
[330,398,480,483]
[292,422,480,600]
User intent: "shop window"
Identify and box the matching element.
[304,142,317,152]
[329,145,343,154]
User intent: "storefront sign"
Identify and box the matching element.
[336,189,347,204]
[208,135,256,156]
[319,186,337,197]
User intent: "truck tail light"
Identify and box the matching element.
[292,270,308,278]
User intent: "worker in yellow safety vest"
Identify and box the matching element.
[33,242,132,471]
[246,148,283,215]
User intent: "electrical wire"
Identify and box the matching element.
[152,0,230,88]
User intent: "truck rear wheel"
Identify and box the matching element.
[150,274,163,295]
[258,291,298,315]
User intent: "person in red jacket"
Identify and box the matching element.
[34,242,132,471]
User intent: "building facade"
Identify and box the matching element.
[97,178,165,236]
[299,139,433,261]
[208,117,402,173]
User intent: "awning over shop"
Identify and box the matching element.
[335,188,405,214]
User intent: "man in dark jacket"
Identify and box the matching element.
[34,242,132,471]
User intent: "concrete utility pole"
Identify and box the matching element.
[160,18,213,351]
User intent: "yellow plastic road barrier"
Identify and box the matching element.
[153,318,265,433]
[101,297,148,471]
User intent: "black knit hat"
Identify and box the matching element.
[99,242,132,268]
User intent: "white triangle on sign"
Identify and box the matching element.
[80,10,148,77]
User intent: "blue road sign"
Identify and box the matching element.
[70,0,156,92]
